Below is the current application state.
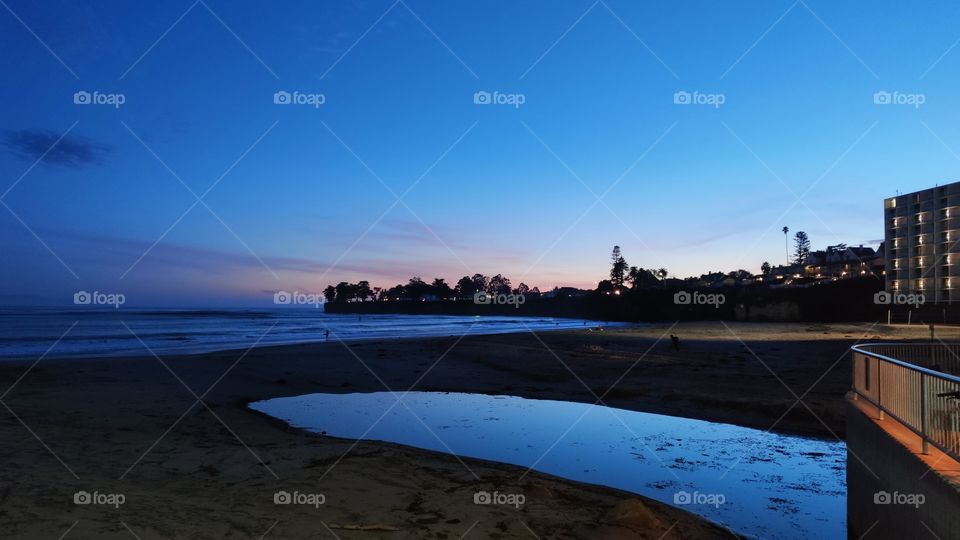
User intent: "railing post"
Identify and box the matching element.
[851,352,858,400]
[877,356,884,420]
[921,372,929,454]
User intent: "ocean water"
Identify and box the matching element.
[0,308,604,359]
[251,391,846,539]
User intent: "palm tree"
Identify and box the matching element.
[782,226,789,264]
[656,268,668,288]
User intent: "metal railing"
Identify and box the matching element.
[852,343,960,461]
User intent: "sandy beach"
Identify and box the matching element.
[0,321,949,539]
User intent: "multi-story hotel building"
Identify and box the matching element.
[884,182,960,303]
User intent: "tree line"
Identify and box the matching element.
[323,274,539,303]
[598,245,669,292]
[323,239,805,305]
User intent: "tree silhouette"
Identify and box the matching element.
[761,261,771,275]
[404,276,431,300]
[782,226,789,264]
[610,246,628,289]
[386,284,405,300]
[323,285,337,303]
[431,278,452,299]
[793,231,811,265]
[626,266,640,289]
[356,280,372,301]
[455,276,476,298]
[335,281,354,302]
[489,274,512,295]
[470,273,490,293]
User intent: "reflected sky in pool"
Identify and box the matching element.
[250,392,845,539]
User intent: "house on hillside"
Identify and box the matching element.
[804,244,879,279]
[765,264,805,283]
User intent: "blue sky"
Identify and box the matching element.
[2,0,960,306]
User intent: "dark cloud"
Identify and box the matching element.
[3,129,111,168]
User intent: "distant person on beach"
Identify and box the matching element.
[670,334,680,352]
[325,329,330,340]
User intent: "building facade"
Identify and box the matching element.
[884,182,960,303]
[804,244,880,280]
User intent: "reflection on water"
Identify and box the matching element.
[251,392,846,539]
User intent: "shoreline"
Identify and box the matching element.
[0,311,611,362]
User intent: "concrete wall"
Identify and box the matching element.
[847,398,960,539]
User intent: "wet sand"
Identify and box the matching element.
[0,321,945,538]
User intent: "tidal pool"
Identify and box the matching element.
[250,392,845,539]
